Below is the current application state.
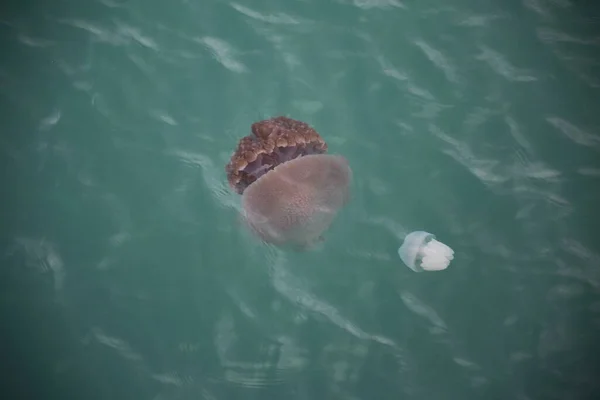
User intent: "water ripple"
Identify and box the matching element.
[196,36,248,73]
[168,149,238,210]
[577,167,600,177]
[58,19,128,46]
[430,124,510,186]
[10,237,65,295]
[377,56,439,103]
[269,252,399,350]
[230,3,302,25]
[399,291,448,333]
[114,21,159,50]
[350,0,406,10]
[523,0,553,18]
[17,34,55,47]
[537,27,600,46]
[213,312,307,389]
[89,327,144,363]
[547,116,600,149]
[476,45,538,82]
[38,108,61,131]
[414,39,460,84]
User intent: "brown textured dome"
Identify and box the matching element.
[241,154,352,247]
[225,116,328,195]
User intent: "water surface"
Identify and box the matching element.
[2,1,600,399]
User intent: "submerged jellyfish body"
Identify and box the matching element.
[226,116,352,248]
[398,231,454,272]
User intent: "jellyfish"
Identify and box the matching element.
[226,116,352,249]
[398,231,454,272]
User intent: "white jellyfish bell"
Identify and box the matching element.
[398,231,454,272]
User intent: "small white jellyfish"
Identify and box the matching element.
[398,231,454,272]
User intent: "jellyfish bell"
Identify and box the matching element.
[398,231,454,272]
[242,154,352,248]
[226,117,352,249]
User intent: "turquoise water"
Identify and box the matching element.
[2,0,600,399]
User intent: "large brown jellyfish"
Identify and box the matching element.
[226,116,352,249]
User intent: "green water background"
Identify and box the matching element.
[2,0,600,399]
